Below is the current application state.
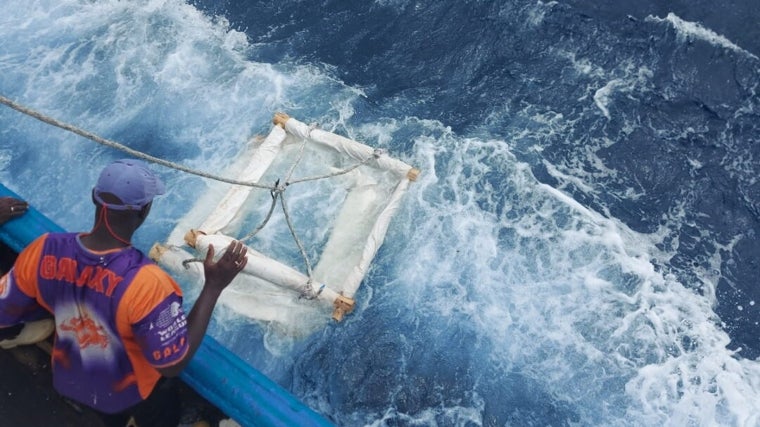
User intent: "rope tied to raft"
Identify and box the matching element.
[0,94,386,288]
[299,280,325,300]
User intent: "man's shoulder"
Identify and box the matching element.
[35,232,78,246]
[128,262,182,296]
[134,262,172,279]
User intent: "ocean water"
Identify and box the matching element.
[1,0,760,426]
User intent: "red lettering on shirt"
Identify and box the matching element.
[76,266,93,287]
[55,257,76,283]
[40,255,57,279]
[35,255,125,297]
[88,267,107,293]
[104,271,123,297]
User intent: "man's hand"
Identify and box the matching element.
[202,240,248,294]
[0,197,28,225]
[157,240,248,378]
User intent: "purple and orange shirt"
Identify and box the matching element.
[0,232,189,414]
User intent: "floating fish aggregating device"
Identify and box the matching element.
[149,113,419,331]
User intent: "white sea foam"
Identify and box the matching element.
[593,65,653,120]
[390,116,760,424]
[646,12,758,60]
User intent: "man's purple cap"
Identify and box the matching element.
[93,159,165,211]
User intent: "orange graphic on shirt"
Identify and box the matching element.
[59,314,109,349]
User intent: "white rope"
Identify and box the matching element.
[287,148,384,185]
[0,94,272,189]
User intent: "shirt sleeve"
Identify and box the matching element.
[122,265,189,368]
[0,235,50,326]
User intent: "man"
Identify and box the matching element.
[0,159,248,426]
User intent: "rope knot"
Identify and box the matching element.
[299,280,325,300]
[270,179,287,198]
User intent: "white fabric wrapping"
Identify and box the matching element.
[284,118,412,178]
[328,178,410,297]
[195,233,340,305]
[312,173,411,298]
[199,125,287,234]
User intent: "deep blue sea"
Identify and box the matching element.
[2,1,760,425]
